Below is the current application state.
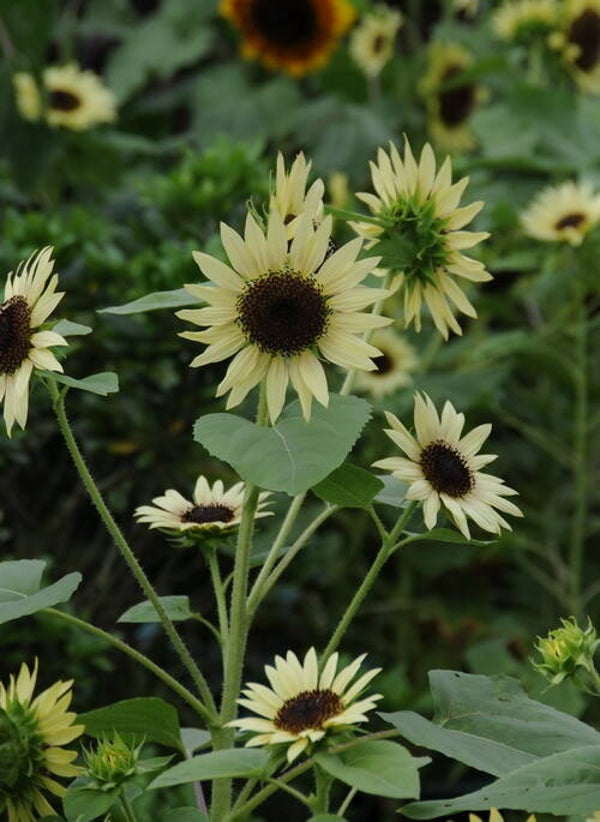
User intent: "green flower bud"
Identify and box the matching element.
[533,616,600,687]
[84,733,142,791]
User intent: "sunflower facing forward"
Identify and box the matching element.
[0,660,83,821]
[373,392,522,539]
[550,0,600,93]
[177,210,389,423]
[228,648,382,763]
[352,138,491,339]
[521,180,600,245]
[219,0,356,76]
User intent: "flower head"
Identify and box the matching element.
[521,180,600,245]
[177,209,389,423]
[550,0,600,93]
[533,617,600,687]
[1,247,67,437]
[373,393,522,539]
[352,139,491,339]
[353,328,418,399]
[84,733,142,791]
[228,648,382,763]
[0,660,83,822]
[13,64,116,130]
[135,476,272,544]
[219,0,356,76]
[492,0,559,42]
[270,152,324,240]
[349,5,403,78]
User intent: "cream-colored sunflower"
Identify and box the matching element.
[419,42,487,154]
[521,180,600,245]
[177,210,389,423]
[354,328,418,399]
[373,392,523,539]
[14,64,115,131]
[219,0,355,77]
[270,152,324,240]
[349,5,403,78]
[352,138,491,339]
[134,475,272,541]
[0,247,67,437]
[0,660,83,822]
[492,0,559,42]
[550,0,600,93]
[228,647,382,763]
[467,812,537,822]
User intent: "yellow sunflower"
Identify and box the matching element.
[419,42,488,154]
[349,4,403,78]
[0,660,83,822]
[177,209,389,423]
[521,180,600,245]
[228,647,382,763]
[550,0,600,93]
[352,138,491,339]
[219,0,356,76]
[492,0,559,42]
[13,64,116,130]
[373,392,523,539]
[354,328,418,399]
[134,475,272,542]
[270,151,324,239]
[0,247,67,437]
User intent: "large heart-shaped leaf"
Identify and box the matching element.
[0,560,81,625]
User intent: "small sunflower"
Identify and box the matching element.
[0,247,67,437]
[550,0,600,93]
[0,660,83,822]
[352,138,491,339]
[492,0,559,42]
[521,180,600,245]
[270,152,324,240]
[13,64,116,130]
[177,210,389,423]
[419,42,487,154]
[354,328,418,399]
[134,476,272,542]
[373,392,523,539]
[228,648,382,763]
[349,5,403,78]
[219,0,356,77]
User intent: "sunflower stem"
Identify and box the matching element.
[312,763,332,813]
[320,502,417,665]
[207,548,229,650]
[119,790,138,822]
[337,786,358,816]
[46,379,217,722]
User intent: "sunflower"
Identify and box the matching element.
[177,210,389,423]
[419,42,488,154]
[0,660,83,822]
[219,0,356,76]
[373,392,522,539]
[352,138,491,339]
[467,813,537,822]
[521,180,600,245]
[228,648,382,763]
[0,247,67,437]
[13,64,116,130]
[550,0,600,93]
[354,328,418,399]
[270,152,324,240]
[349,5,403,78]
[134,475,272,542]
[492,0,559,42]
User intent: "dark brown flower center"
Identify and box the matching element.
[252,0,318,46]
[274,689,343,734]
[372,33,387,54]
[420,439,474,497]
[568,9,600,71]
[555,212,586,230]
[182,504,235,525]
[236,271,330,356]
[373,351,392,375]
[49,89,81,112]
[0,296,32,376]
[439,66,476,127]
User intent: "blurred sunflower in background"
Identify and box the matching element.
[219,0,356,76]
[492,0,559,43]
[349,4,403,79]
[521,179,600,244]
[550,0,600,93]
[354,327,418,399]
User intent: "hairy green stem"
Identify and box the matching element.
[47,379,217,721]
[207,548,229,650]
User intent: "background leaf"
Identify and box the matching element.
[100,288,198,315]
[80,697,183,752]
[311,462,383,508]
[0,571,81,625]
[45,371,119,396]
[148,749,269,789]
[118,596,194,624]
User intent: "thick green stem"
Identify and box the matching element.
[119,791,138,822]
[47,379,217,721]
[207,548,229,650]
[321,502,417,664]
[312,764,332,813]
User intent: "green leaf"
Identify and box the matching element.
[400,529,494,549]
[118,596,194,624]
[181,728,211,754]
[311,463,383,508]
[148,749,269,789]
[44,372,119,396]
[373,475,408,508]
[0,560,46,602]
[99,288,198,315]
[80,698,183,752]
[0,570,81,626]
[52,319,93,336]
[163,810,209,822]
[315,740,427,799]
[401,745,600,818]
[63,777,119,822]
[194,395,371,496]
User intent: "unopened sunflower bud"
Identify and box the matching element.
[84,733,142,791]
[533,617,600,688]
